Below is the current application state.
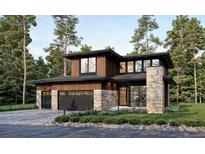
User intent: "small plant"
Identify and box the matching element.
[79,117,93,123]
[169,121,181,127]
[114,118,128,124]
[128,119,141,125]
[69,116,80,122]
[141,119,153,125]
[166,103,179,112]
[154,119,167,125]
[55,115,69,123]
[90,116,105,123]
[182,120,205,127]
[103,117,117,124]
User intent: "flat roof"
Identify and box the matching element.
[64,49,174,68]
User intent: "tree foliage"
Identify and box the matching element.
[130,15,162,54]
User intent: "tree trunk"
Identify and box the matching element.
[176,71,179,104]
[22,16,26,105]
[145,25,149,54]
[199,80,202,104]
[63,20,68,77]
[194,61,197,104]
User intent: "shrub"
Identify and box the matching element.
[79,117,93,123]
[69,116,80,122]
[103,117,117,124]
[55,115,69,123]
[90,116,105,123]
[166,103,179,112]
[114,118,128,124]
[154,119,167,125]
[182,120,205,127]
[141,119,153,125]
[169,121,181,127]
[128,119,141,125]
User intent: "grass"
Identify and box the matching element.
[0,103,36,112]
[55,103,205,127]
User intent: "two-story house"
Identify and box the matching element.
[34,49,174,113]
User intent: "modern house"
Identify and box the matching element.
[34,49,174,113]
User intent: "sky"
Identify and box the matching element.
[28,15,205,59]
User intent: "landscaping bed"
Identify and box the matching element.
[54,103,205,127]
[0,103,36,112]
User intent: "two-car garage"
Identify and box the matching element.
[58,90,93,111]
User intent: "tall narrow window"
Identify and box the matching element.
[80,58,88,73]
[127,61,134,73]
[120,62,126,73]
[135,60,142,72]
[88,57,96,72]
[143,60,151,71]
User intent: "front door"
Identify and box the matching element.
[119,87,128,106]
[42,91,51,109]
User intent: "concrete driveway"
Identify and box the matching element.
[0,109,62,125]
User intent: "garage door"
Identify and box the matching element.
[58,90,93,111]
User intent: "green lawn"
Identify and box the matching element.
[0,103,36,112]
[78,103,205,122]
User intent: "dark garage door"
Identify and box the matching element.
[42,91,51,109]
[58,90,93,111]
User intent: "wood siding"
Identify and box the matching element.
[71,58,80,77]
[37,82,102,91]
[97,56,106,77]
[106,56,119,77]
[119,87,128,106]
[102,82,117,90]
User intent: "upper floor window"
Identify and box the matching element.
[120,62,126,73]
[80,57,96,74]
[127,61,134,73]
[135,60,142,72]
[143,60,151,71]
[152,59,160,67]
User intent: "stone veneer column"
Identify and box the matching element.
[146,66,165,113]
[51,90,58,111]
[36,90,42,109]
[94,90,118,110]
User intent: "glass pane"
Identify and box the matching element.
[127,61,134,73]
[135,60,142,72]
[143,60,151,71]
[88,57,96,72]
[120,62,126,73]
[81,58,88,73]
[152,59,159,67]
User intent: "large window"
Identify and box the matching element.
[120,62,126,73]
[135,60,142,72]
[143,60,151,71]
[127,61,134,73]
[80,57,96,74]
[130,86,146,107]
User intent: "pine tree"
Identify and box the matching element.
[130,15,162,54]
[80,44,92,52]
[105,45,115,51]
[52,15,82,76]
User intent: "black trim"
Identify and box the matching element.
[79,57,97,75]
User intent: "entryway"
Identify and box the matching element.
[41,91,51,109]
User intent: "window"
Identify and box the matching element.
[143,60,151,71]
[135,60,142,72]
[152,59,160,67]
[80,57,96,73]
[120,62,126,73]
[127,61,134,73]
[130,86,146,107]
[88,57,96,72]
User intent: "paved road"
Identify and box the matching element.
[0,109,205,138]
[0,124,205,138]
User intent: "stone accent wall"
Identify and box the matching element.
[36,90,41,109]
[146,66,165,113]
[94,90,118,110]
[51,90,58,111]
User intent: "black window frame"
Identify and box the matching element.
[80,57,96,75]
